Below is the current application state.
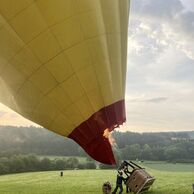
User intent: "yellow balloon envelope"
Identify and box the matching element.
[0,0,130,164]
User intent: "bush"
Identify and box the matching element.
[9,156,26,173]
[55,159,66,170]
[66,157,79,169]
[0,163,9,175]
[77,163,86,169]
[39,158,52,171]
[84,162,96,169]
[99,163,116,169]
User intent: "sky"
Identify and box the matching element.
[124,0,194,132]
[0,0,194,132]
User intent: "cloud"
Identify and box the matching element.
[125,0,194,132]
[0,111,6,117]
[129,0,194,59]
[174,10,194,40]
[144,97,168,103]
[127,96,168,103]
[0,103,37,127]
[132,0,184,20]
[181,0,194,11]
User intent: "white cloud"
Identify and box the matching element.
[125,0,194,132]
[181,0,194,12]
[0,110,6,117]
[0,103,36,127]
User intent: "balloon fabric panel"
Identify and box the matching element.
[0,0,129,164]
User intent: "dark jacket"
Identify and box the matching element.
[116,175,125,185]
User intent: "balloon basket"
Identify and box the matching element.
[119,161,155,194]
[126,168,155,194]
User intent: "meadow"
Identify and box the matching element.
[0,162,193,194]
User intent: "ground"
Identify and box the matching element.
[0,162,194,194]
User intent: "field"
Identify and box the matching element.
[0,162,194,194]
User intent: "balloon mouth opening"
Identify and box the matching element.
[69,100,126,165]
[103,128,117,147]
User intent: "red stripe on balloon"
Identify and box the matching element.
[68,100,126,165]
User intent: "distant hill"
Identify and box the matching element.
[187,131,194,139]
[0,126,194,162]
[0,126,80,156]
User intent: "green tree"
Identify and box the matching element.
[151,146,165,160]
[9,156,26,173]
[0,163,9,175]
[129,144,141,160]
[66,157,79,169]
[39,158,52,171]
[164,146,188,161]
[55,159,66,170]
[141,144,153,160]
[84,162,96,169]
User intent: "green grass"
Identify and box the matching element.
[0,163,194,194]
[143,161,194,172]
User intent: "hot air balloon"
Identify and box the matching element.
[0,0,129,164]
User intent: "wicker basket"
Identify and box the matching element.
[102,181,112,194]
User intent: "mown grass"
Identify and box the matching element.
[0,163,194,194]
[143,161,194,172]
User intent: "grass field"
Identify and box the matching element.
[0,163,194,194]
[143,161,194,172]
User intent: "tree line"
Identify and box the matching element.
[0,154,97,175]
[113,131,194,162]
[0,126,194,163]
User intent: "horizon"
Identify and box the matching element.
[0,123,193,134]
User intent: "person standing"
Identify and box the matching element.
[112,171,125,194]
[192,184,194,194]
